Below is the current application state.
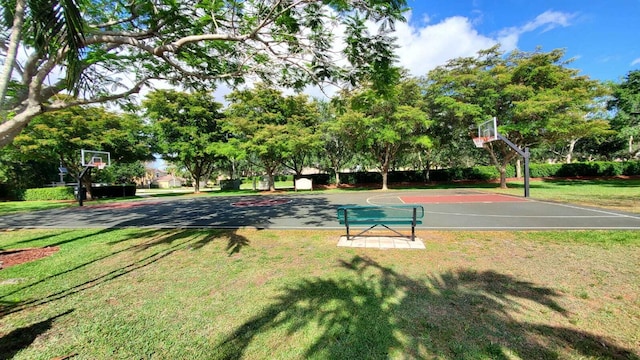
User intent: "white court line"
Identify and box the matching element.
[365,192,640,221]
[366,192,413,205]
[539,200,640,219]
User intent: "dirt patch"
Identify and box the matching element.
[0,247,59,269]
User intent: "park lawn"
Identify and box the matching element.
[1,228,639,359]
[0,201,74,215]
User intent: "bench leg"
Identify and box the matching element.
[344,209,350,240]
[411,207,417,241]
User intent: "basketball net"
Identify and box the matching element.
[472,137,487,148]
[94,162,106,170]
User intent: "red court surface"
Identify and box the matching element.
[401,194,526,204]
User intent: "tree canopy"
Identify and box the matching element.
[336,74,431,190]
[0,0,408,148]
[608,70,640,157]
[8,101,152,197]
[425,47,607,187]
[143,89,227,193]
[225,83,318,191]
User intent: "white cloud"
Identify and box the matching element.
[631,58,640,66]
[394,14,496,76]
[497,10,576,50]
[393,10,576,77]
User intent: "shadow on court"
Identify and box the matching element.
[1,190,639,230]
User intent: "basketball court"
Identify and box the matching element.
[1,189,639,231]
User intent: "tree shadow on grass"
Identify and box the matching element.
[215,255,638,359]
[0,229,250,318]
[0,309,74,360]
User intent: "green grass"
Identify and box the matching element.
[1,229,639,359]
[493,178,640,213]
[0,201,74,215]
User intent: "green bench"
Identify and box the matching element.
[337,205,424,241]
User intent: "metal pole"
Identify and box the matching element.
[497,134,531,198]
[77,166,91,207]
[78,175,83,207]
[524,147,530,198]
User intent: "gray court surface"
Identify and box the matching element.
[1,189,640,230]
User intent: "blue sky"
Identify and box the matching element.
[395,0,640,82]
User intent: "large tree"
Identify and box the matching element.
[143,90,227,193]
[9,101,152,197]
[336,75,431,190]
[317,99,354,186]
[425,47,607,187]
[0,0,407,148]
[608,70,640,158]
[280,96,322,180]
[225,84,317,191]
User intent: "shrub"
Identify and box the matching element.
[623,160,640,175]
[467,166,501,181]
[220,179,242,190]
[0,184,25,201]
[23,187,75,201]
[557,161,626,177]
[529,163,563,178]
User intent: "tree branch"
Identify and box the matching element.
[45,77,151,110]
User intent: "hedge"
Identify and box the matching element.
[23,187,75,201]
[301,160,640,186]
[529,161,640,178]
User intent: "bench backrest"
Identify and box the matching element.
[337,205,424,223]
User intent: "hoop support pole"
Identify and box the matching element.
[497,134,530,198]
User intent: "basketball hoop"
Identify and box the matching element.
[472,137,486,148]
[94,162,106,170]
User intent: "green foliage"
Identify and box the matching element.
[529,163,564,178]
[424,47,608,185]
[11,102,153,182]
[623,160,640,175]
[335,74,432,189]
[225,84,319,190]
[556,162,625,177]
[529,161,640,178]
[144,90,227,193]
[23,186,75,201]
[99,162,146,184]
[607,70,640,156]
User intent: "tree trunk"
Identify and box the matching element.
[499,165,508,189]
[193,175,200,193]
[268,173,275,191]
[566,139,577,164]
[82,171,93,200]
[334,170,341,187]
[516,159,522,178]
[381,170,388,190]
[0,0,26,112]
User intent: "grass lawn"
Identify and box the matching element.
[1,228,639,359]
[0,200,75,215]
